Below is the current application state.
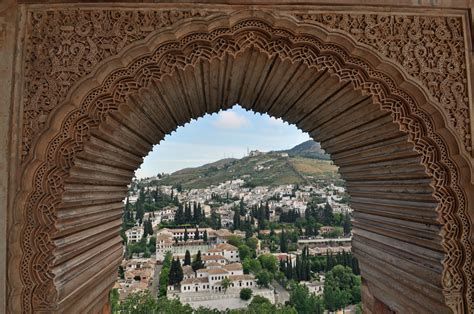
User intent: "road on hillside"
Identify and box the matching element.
[151,264,162,297]
[271,280,290,305]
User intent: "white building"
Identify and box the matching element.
[178,263,255,293]
[302,281,324,296]
[155,228,238,261]
[125,226,144,244]
[203,243,239,263]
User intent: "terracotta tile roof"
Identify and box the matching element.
[202,255,227,261]
[207,268,228,275]
[228,274,254,281]
[181,277,209,285]
[223,263,243,271]
[215,243,238,251]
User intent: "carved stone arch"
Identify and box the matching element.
[10,8,473,314]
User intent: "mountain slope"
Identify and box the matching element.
[280,140,330,160]
[155,141,338,188]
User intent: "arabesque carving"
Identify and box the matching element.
[21,9,473,161]
[293,13,471,153]
[19,13,472,313]
[22,8,213,159]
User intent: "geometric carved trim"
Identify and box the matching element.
[21,8,213,160]
[21,9,473,160]
[18,9,472,313]
[293,13,472,154]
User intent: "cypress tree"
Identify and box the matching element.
[174,203,184,225]
[343,212,351,235]
[184,203,192,223]
[326,251,334,271]
[280,229,288,253]
[296,255,302,281]
[194,227,200,240]
[184,250,191,266]
[175,258,183,284]
[286,257,293,280]
[192,250,204,271]
[233,209,241,230]
[184,227,189,242]
[168,259,177,285]
[193,201,199,223]
[203,230,208,243]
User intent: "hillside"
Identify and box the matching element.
[277,140,330,160]
[155,141,339,189]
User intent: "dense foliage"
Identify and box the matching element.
[323,265,361,311]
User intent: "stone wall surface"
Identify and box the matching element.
[1,1,473,313]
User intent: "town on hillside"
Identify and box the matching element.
[112,146,361,313]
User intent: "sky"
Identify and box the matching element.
[135,105,311,178]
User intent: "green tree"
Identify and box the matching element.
[343,212,351,235]
[184,227,189,242]
[240,288,252,300]
[194,227,200,240]
[109,288,120,313]
[258,254,278,273]
[203,230,208,243]
[170,258,184,285]
[184,250,191,266]
[243,257,262,274]
[245,237,258,251]
[159,252,172,296]
[118,266,125,280]
[221,277,232,294]
[289,283,324,314]
[280,229,288,253]
[135,200,145,224]
[116,292,197,313]
[323,265,360,311]
[233,209,241,230]
[174,203,184,224]
[192,250,204,271]
[118,291,158,313]
[256,270,272,288]
[322,202,334,225]
[175,258,183,284]
[239,198,246,215]
[238,245,252,261]
[184,203,192,223]
[227,235,244,247]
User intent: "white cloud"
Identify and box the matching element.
[213,111,249,129]
[268,116,286,126]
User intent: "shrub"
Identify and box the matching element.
[240,288,252,300]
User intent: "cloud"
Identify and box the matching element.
[268,116,286,126]
[213,111,249,129]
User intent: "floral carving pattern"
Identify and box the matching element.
[293,13,471,153]
[19,9,472,314]
[22,8,213,159]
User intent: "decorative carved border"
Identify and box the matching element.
[20,8,473,161]
[292,12,471,154]
[17,9,472,313]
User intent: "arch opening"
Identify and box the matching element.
[13,12,472,313]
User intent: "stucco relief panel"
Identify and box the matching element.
[21,8,473,161]
[292,13,471,154]
[16,6,473,312]
[22,8,215,160]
